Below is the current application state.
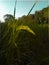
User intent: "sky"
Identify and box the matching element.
[0,0,49,22]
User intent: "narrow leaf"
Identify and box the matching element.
[14,0,17,19]
[16,25,36,35]
[27,0,38,15]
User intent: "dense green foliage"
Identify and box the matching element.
[0,6,49,65]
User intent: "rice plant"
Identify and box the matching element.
[2,0,41,62]
[2,0,37,47]
[0,1,38,64]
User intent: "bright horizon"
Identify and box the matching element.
[0,0,49,22]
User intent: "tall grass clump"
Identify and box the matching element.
[0,0,37,65]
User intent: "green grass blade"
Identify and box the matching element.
[16,25,36,35]
[27,0,38,15]
[14,0,17,19]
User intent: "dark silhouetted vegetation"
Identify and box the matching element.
[0,5,49,65]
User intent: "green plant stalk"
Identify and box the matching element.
[27,0,38,15]
[14,0,17,19]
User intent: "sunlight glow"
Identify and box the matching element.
[0,3,7,22]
